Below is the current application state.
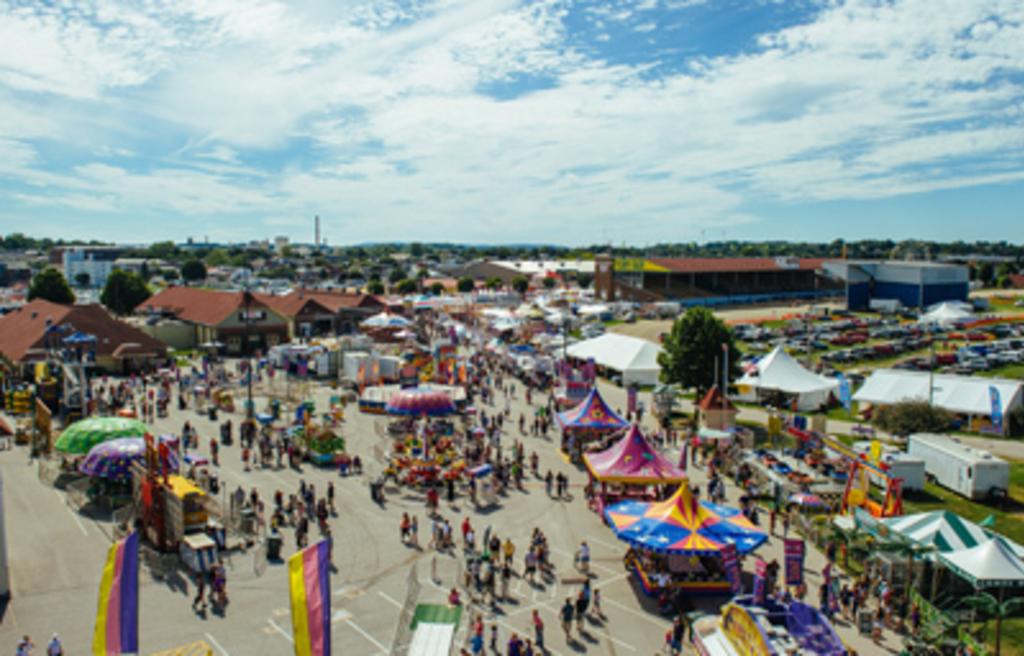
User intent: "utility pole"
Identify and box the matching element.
[243,289,255,421]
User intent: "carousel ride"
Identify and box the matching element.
[584,424,688,515]
[605,482,768,597]
[556,386,629,463]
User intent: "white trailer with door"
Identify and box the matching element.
[907,433,1009,500]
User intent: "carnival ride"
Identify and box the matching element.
[584,424,688,515]
[605,483,767,596]
[556,386,629,462]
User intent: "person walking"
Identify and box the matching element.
[531,609,544,651]
[16,635,34,656]
[560,599,574,640]
[192,573,207,611]
[45,635,63,656]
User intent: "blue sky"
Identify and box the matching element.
[0,0,1021,246]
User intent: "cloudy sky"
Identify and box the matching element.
[0,0,1022,246]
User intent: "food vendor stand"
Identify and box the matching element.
[556,387,629,463]
[605,483,767,597]
[583,424,688,516]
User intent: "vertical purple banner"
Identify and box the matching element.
[720,543,742,594]
[784,539,805,586]
[752,558,767,605]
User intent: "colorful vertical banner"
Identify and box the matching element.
[289,539,332,656]
[783,538,805,586]
[838,373,852,411]
[752,558,767,605]
[93,531,140,656]
[585,357,596,381]
[627,385,638,414]
[990,385,1003,433]
[720,543,742,594]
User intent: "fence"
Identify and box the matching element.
[389,563,422,656]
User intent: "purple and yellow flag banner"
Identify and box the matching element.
[289,539,332,656]
[93,531,140,656]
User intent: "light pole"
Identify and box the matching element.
[243,289,255,421]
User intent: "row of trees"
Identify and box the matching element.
[28,268,151,315]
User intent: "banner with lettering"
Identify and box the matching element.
[720,543,742,594]
[784,538,805,586]
[627,386,638,414]
[752,558,767,605]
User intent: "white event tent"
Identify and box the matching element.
[919,301,973,327]
[853,369,1022,434]
[735,346,839,411]
[565,333,662,386]
[939,538,1024,589]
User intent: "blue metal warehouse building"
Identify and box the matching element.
[822,260,969,310]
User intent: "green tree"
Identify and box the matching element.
[388,268,405,284]
[73,272,91,288]
[28,268,75,304]
[162,268,179,282]
[873,401,953,436]
[146,241,178,260]
[430,282,445,296]
[396,278,417,294]
[485,277,503,290]
[100,269,150,315]
[457,276,475,293]
[180,259,207,283]
[511,275,529,294]
[204,248,231,267]
[409,242,424,257]
[366,280,385,295]
[963,591,1024,656]
[576,272,594,289]
[657,307,740,396]
[542,276,557,289]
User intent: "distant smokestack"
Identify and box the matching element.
[314,215,321,248]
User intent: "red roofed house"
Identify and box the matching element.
[697,385,738,430]
[137,287,288,355]
[0,299,167,373]
[255,289,386,338]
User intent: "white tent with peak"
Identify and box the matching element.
[938,538,1024,589]
[735,346,839,411]
[919,301,973,327]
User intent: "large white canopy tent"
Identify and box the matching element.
[853,369,1023,434]
[735,346,839,411]
[565,333,662,386]
[919,301,973,327]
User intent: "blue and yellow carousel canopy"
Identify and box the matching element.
[604,483,767,555]
[556,387,629,431]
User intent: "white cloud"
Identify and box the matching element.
[0,0,1021,243]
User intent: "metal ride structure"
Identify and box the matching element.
[389,563,422,656]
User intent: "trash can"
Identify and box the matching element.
[209,406,218,421]
[267,531,282,560]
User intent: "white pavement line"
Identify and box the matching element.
[55,490,88,536]
[377,590,403,609]
[267,619,294,643]
[345,618,389,652]
[261,469,291,487]
[204,632,231,656]
[548,546,618,577]
[601,596,669,628]
[595,572,629,588]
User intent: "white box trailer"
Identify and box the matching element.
[851,441,925,491]
[907,433,1009,500]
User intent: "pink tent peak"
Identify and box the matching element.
[584,424,689,485]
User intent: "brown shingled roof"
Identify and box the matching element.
[697,385,736,412]
[138,286,276,326]
[0,299,166,363]
[255,289,385,318]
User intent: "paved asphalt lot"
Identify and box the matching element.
[0,376,895,655]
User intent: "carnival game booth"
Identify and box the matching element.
[605,483,767,597]
[584,424,688,515]
[693,598,845,656]
[557,386,629,463]
[359,383,466,415]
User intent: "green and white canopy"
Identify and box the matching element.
[939,539,1024,589]
[408,604,463,656]
[881,511,1024,558]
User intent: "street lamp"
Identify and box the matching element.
[243,289,255,421]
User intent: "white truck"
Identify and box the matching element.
[907,433,1009,500]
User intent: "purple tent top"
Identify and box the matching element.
[79,437,180,480]
[556,386,629,432]
[386,387,457,417]
[584,425,688,485]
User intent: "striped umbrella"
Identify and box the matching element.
[55,417,149,454]
[79,437,179,480]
